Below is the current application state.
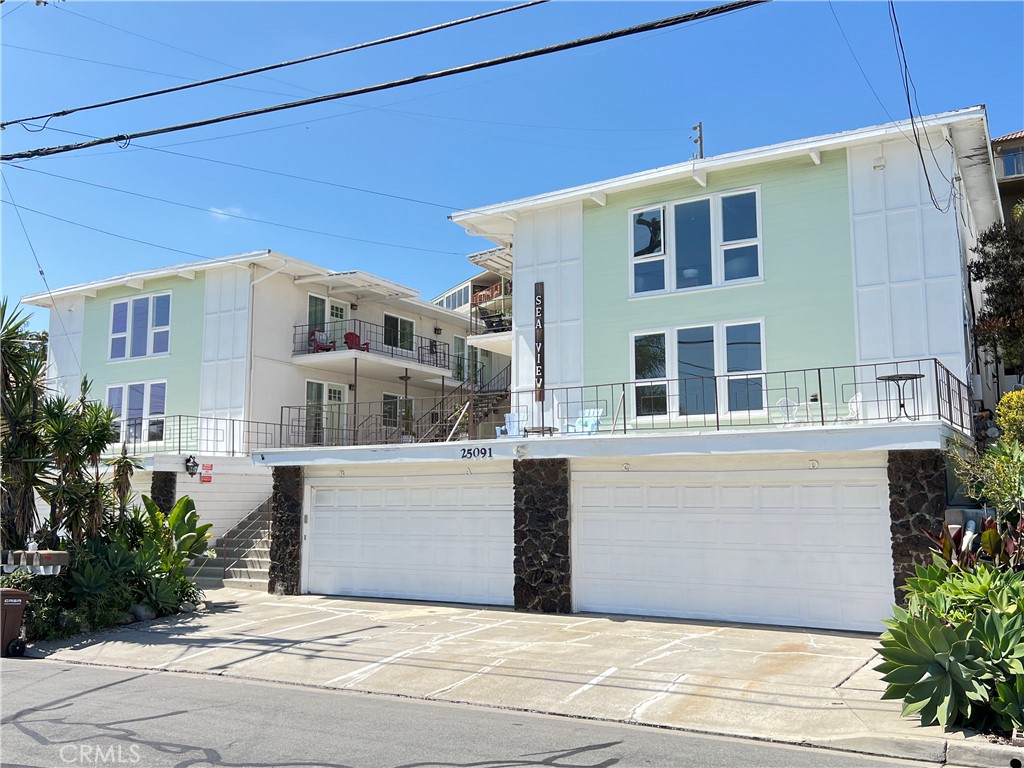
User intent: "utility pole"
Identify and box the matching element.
[691,121,704,159]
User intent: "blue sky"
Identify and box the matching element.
[2,1,1022,330]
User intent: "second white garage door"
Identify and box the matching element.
[305,474,514,606]
[573,466,895,632]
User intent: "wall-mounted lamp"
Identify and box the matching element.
[184,455,199,477]
[872,157,886,171]
[348,383,356,391]
[350,303,358,311]
[433,327,442,335]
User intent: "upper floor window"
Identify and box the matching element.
[383,313,414,352]
[110,293,170,360]
[630,188,761,296]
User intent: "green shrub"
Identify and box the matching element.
[996,389,1024,445]
[0,570,82,641]
[878,559,1024,731]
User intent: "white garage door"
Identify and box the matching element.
[305,475,514,606]
[573,468,894,631]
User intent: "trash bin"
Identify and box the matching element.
[1,588,33,657]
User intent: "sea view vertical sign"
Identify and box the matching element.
[534,281,544,402]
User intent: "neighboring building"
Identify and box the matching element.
[992,129,1024,221]
[251,106,1002,633]
[22,250,488,540]
[990,129,1024,394]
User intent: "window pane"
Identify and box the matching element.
[722,192,757,242]
[152,330,169,355]
[127,383,145,440]
[149,383,166,416]
[128,383,146,420]
[399,319,414,351]
[634,334,665,380]
[307,295,326,329]
[728,378,764,411]
[106,387,123,417]
[632,208,663,258]
[148,419,165,442]
[130,298,149,357]
[635,384,667,416]
[110,337,127,359]
[305,381,324,405]
[384,315,399,347]
[724,244,759,281]
[677,326,716,415]
[111,301,128,334]
[726,323,762,372]
[330,303,345,321]
[383,394,399,427]
[674,200,712,288]
[153,294,171,327]
[634,260,665,293]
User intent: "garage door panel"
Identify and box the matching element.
[574,468,894,632]
[306,477,513,606]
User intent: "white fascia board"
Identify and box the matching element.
[450,106,989,227]
[292,270,418,298]
[252,422,954,466]
[21,249,300,308]
[392,296,474,326]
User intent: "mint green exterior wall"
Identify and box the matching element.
[79,274,206,415]
[582,150,855,385]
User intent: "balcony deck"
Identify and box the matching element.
[110,359,972,458]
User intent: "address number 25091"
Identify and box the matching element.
[461,447,493,459]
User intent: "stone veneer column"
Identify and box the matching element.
[513,458,572,613]
[888,449,947,594]
[268,465,303,596]
[150,471,177,513]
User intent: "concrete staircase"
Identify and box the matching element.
[185,498,272,593]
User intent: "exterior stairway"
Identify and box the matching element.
[185,498,272,593]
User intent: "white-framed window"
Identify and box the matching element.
[107,381,166,442]
[629,187,762,297]
[109,293,171,360]
[382,392,413,430]
[383,313,414,352]
[630,319,765,416]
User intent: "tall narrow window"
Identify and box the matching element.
[151,294,170,355]
[633,333,667,416]
[632,207,665,293]
[724,322,764,411]
[307,295,326,330]
[721,192,760,281]
[107,381,167,443]
[674,199,712,289]
[676,326,716,415]
[110,302,128,359]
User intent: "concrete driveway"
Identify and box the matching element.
[25,588,1016,766]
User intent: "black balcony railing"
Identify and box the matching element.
[293,318,481,377]
[108,415,281,457]
[497,358,971,437]
[279,359,971,448]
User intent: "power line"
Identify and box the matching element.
[2,1,550,130]
[4,163,469,256]
[2,0,768,162]
[0,197,209,259]
[1,1,27,20]
[2,44,302,100]
[826,1,901,126]
[0,171,82,372]
[6,122,465,210]
[50,2,317,97]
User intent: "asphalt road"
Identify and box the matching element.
[1,660,927,768]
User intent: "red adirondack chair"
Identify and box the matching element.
[308,329,336,353]
[343,332,370,352]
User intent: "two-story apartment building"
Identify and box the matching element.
[23,251,487,541]
[250,107,1001,633]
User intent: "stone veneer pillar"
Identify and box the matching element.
[887,449,947,594]
[513,458,572,613]
[150,471,177,513]
[268,465,303,596]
